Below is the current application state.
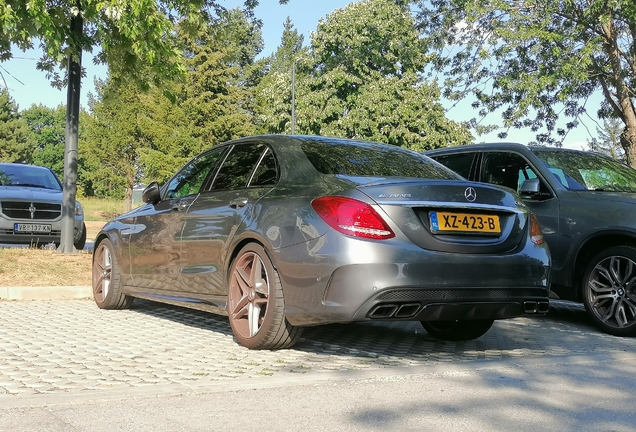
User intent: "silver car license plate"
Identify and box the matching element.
[14,223,52,233]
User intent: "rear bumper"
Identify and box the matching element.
[274,231,551,326]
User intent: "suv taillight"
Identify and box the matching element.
[530,213,544,245]
[311,196,395,240]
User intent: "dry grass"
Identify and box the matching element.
[81,197,125,221]
[85,221,106,242]
[0,222,105,287]
[0,248,92,287]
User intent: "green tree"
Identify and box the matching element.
[0,89,29,162]
[254,17,308,134]
[416,0,636,163]
[302,0,472,150]
[180,8,264,147]
[82,75,198,209]
[21,104,67,177]
[82,78,146,208]
[588,118,625,162]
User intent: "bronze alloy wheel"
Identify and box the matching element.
[227,243,302,349]
[584,246,636,336]
[92,238,133,310]
[228,251,270,339]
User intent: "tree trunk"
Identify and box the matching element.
[124,172,134,214]
[622,122,636,167]
[58,4,82,254]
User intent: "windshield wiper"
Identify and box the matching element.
[3,183,54,189]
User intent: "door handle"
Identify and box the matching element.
[171,201,189,211]
[229,198,248,209]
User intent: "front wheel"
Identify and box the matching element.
[421,319,494,341]
[582,246,636,337]
[227,243,302,350]
[74,222,87,250]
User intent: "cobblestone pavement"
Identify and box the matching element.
[1,299,634,397]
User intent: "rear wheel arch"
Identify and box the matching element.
[226,235,277,278]
[573,231,636,301]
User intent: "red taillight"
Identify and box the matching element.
[530,213,544,245]
[311,196,395,240]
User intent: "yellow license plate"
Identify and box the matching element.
[430,211,501,234]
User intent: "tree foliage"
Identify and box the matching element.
[0,89,29,162]
[21,104,67,177]
[588,117,626,161]
[415,0,636,163]
[79,8,263,203]
[254,17,308,134]
[302,0,472,150]
[180,8,263,146]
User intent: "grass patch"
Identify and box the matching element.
[0,247,92,286]
[80,197,125,222]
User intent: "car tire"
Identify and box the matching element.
[92,238,134,310]
[74,222,87,251]
[420,319,494,341]
[227,243,302,350]
[582,245,636,337]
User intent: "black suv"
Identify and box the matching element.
[427,143,636,336]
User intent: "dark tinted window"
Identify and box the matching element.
[300,140,459,180]
[165,148,226,199]
[249,149,278,187]
[211,144,266,190]
[431,153,475,178]
[481,152,530,192]
[0,164,61,190]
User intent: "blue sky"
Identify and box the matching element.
[2,0,596,149]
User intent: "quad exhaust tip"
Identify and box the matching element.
[524,301,549,314]
[368,303,421,319]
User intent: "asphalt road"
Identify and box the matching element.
[1,300,635,431]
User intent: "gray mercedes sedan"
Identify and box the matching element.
[92,136,550,349]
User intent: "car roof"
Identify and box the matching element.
[425,142,592,157]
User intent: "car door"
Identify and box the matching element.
[478,151,563,268]
[180,142,278,297]
[127,147,227,293]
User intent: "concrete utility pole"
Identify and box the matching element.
[58,3,83,254]
[291,60,297,135]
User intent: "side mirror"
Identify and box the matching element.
[519,178,541,197]
[142,181,161,205]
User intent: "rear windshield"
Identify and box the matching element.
[300,139,459,180]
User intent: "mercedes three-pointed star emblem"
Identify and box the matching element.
[464,187,477,202]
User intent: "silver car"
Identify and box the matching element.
[0,163,86,249]
[92,135,551,349]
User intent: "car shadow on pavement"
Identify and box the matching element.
[128,299,623,363]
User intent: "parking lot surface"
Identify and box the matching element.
[0,299,634,398]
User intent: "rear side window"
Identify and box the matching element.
[300,140,459,180]
[430,153,475,178]
[249,149,278,187]
[210,144,266,191]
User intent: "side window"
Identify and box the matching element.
[248,149,278,187]
[164,148,225,199]
[210,144,266,191]
[431,153,476,178]
[481,152,530,192]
